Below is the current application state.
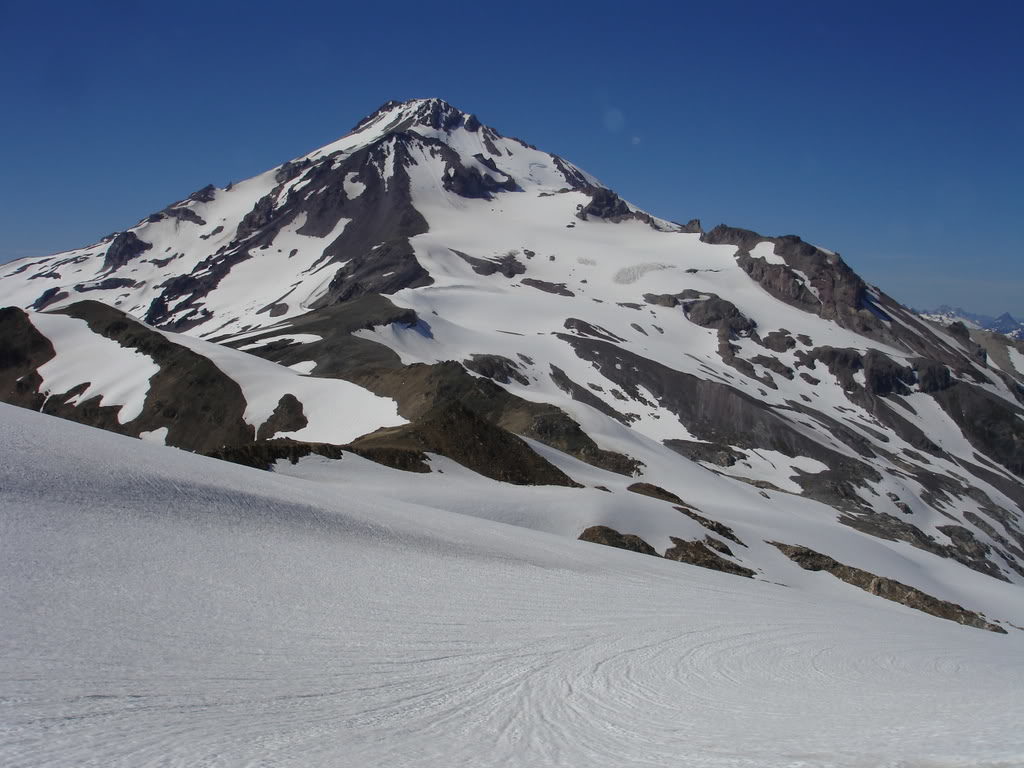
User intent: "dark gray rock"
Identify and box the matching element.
[464,354,529,386]
[771,542,1005,633]
[522,278,574,297]
[664,538,755,578]
[579,526,659,556]
[453,249,526,277]
[627,482,684,505]
[102,231,152,272]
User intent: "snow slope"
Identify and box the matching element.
[2,404,1023,768]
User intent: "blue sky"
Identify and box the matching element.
[2,0,1021,315]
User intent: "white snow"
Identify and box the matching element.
[750,240,785,265]
[343,172,366,199]
[1007,345,1024,376]
[287,360,318,375]
[2,404,1022,768]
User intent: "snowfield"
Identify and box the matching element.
[2,404,1023,768]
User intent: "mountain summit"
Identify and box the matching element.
[2,98,1024,633]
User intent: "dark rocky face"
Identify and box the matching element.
[103,231,152,272]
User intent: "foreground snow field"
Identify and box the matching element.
[2,404,1023,768]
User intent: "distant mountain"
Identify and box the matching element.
[2,97,1023,631]
[918,305,1024,339]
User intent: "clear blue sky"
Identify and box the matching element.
[2,0,1021,315]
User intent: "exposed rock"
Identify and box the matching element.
[937,524,1007,581]
[759,329,797,353]
[188,184,217,203]
[522,278,574,297]
[578,526,658,556]
[675,506,747,547]
[256,394,308,441]
[206,439,344,471]
[347,358,641,477]
[74,278,138,293]
[929,380,1024,475]
[663,538,755,578]
[315,238,432,305]
[549,364,633,424]
[703,536,734,556]
[348,400,580,487]
[771,542,1005,633]
[0,301,254,452]
[464,354,529,386]
[453,249,526,278]
[102,231,152,272]
[0,306,56,411]
[563,318,624,342]
[576,188,631,221]
[663,439,743,467]
[750,354,794,380]
[561,334,879,503]
[627,482,684,505]
[678,290,756,337]
[30,287,68,311]
[163,206,206,226]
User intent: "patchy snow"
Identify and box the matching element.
[165,330,405,443]
[237,333,323,351]
[29,312,158,424]
[138,426,169,445]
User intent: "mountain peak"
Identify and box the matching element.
[352,97,481,135]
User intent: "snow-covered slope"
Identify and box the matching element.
[2,97,1024,631]
[2,404,1023,768]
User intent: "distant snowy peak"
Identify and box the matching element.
[303,96,601,195]
[919,305,1024,339]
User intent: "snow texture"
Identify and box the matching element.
[2,404,1023,768]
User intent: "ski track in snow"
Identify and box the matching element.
[2,404,1023,768]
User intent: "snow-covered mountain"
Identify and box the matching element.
[2,97,1024,640]
[918,304,1024,340]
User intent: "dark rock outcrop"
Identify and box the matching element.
[576,188,631,221]
[206,439,344,471]
[0,301,254,452]
[102,231,152,272]
[256,394,308,441]
[346,400,580,487]
[663,439,743,467]
[522,278,574,297]
[578,526,659,556]
[663,538,755,578]
[771,542,1005,633]
[627,482,684,505]
[464,354,529,386]
[453,249,526,278]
